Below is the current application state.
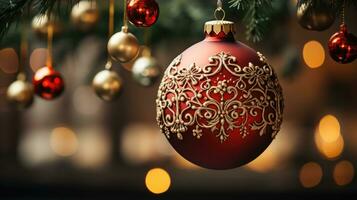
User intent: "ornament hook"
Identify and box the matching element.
[214,0,225,21]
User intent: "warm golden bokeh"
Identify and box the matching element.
[318,115,341,143]
[145,168,171,194]
[333,160,354,186]
[30,48,47,72]
[0,48,19,74]
[50,127,78,157]
[299,162,323,188]
[246,147,278,173]
[314,128,344,160]
[172,152,201,170]
[303,40,325,69]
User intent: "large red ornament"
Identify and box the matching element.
[33,66,64,100]
[127,0,159,27]
[328,24,357,64]
[156,20,284,170]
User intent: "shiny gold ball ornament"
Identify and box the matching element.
[92,67,122,101]
[32,14,62,36]
[132,56,160,87]
[107,26,140,63]
[71,0,99,31]
[7,77,34,108]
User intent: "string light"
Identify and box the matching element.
[299,162,323,188]
[145,168,171,194]
[303,40,325,69]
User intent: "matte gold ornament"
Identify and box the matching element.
[132,51,160,87]
[32,14,62,36]
[7,74,34,108]
[92,64,122,101]
[107,26,140,63]
[71,0,99,31]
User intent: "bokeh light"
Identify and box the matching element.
[333,160,354,186]
[145,168,171,194]
[315,128,344,160]
[72,86,101,116]
[0,48,19,74]
[30,48,47,72]
[172,152,201,170]
[303,40,325,69]
[246,123,299,173]
[50,127,78,157]
[18,129,56,167]
[299,162,323,188]
[72,128,111,169]
[318,114,341,143]
[121,124,173,164]
[247,148,278,173]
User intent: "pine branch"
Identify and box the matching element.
[0,0,79,38]
[229,0,273,42]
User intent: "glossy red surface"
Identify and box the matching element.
[127,0,159,27]
[33,66,64,100]
[328,25,357,64]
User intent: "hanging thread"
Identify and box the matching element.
[341,0,345,25]
[18,23,28,80]
[123,0,128,28]
[46,14,54,68]
[106,0,115,70]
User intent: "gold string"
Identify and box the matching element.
[18,24,28,80]
[106,0,115,70]
[46,14,54,68]
[341,0,345,25]
[123,0,128,28]
[20,26,28,73]
[109,0,115,38]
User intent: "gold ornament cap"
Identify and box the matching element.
[204,20,235,35]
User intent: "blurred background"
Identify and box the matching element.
[0,0,357,199]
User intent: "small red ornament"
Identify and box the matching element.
[156,20,284,169]
[33,66,64,100]
[328,24,357,64]
[127,0,159,27]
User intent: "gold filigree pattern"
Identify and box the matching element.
[156,52,283,143]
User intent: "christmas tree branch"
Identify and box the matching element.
[0,0,79,37]
[229,0,273,42]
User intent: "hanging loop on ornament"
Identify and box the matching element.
[214,0,225,21]
[105,60,113,70]
[141,45,152,57]
[17,72,26,81]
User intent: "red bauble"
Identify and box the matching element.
[156,20,284,170]
[33,66,65,100]
[127,0,159,27]
[328,24,357,64]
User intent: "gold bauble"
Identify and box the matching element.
[107,26,140,63]
[121,47,145,71]
[132,56,160,87]
[32,14,62,36]
[7,79,34,108]
[71,0,99,31]
[92,69,122,101]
